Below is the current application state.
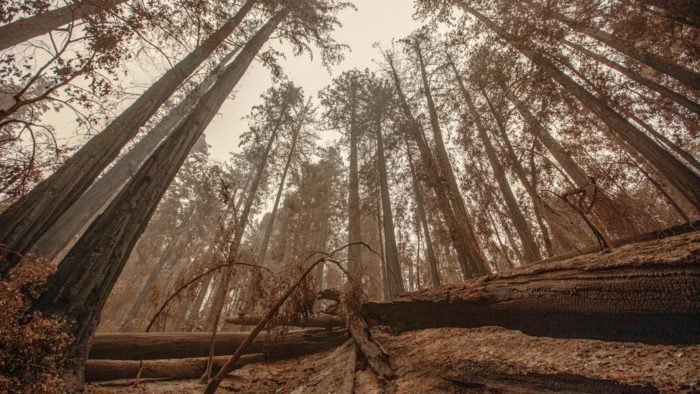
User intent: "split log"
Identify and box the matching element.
[89,329,347,360]
[223,315,343,329]
[363,232,700,344]
[85,354,264,382]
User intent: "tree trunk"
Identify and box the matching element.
[523,0,700,89]
[0,0,258,277]
[363,231,700,344]
[224,315,342,329]
[413,44,488,277]
[375,115,405,298]
[449,62,540,262]
[257,105,308,263]
[462,2,700,213]
[85,355,263,382]
[30,49,238,263]
[479,89,561,256]
[207,99,287,376]
[88,329,347,360]
[386,53,487,278]
[0,0,129,51]
[405,138,441,287]
[347,109,363,279]
[30,12,285,387]
[563,40,700,115]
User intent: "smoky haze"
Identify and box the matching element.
[204,0,421,161]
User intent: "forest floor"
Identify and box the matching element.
[87,325,700,393]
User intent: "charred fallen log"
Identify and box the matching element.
[85,354,264,382]
[363,232,700,344]
[537,220,700,265]
[89,329,347,360]
[223,315,343,329]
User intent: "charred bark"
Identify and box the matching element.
[88,329,347,360]
[363,231,700,344]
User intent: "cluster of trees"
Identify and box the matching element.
[0,0,349,388]
[0,0,698,389]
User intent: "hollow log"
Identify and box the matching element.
[223,315,343,329]
[363,232,700,344]
[89,329,347,360]
[85,354,264,382]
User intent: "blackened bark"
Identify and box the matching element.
[0,0,258,277]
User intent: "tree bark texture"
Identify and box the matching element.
[0,0,258,276]
[223,315,343,329]
[363,231,700,344]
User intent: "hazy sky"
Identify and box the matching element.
[204,0,422,161]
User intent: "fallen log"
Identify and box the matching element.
[85,354,264,382]
[223,315,343,329]
[363,232,700,344]
[536,219,699,265]
[89,328,347,360]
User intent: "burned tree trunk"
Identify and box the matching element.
[30,49,238,262]
[363,231,700,344]
[85,355,263,382]
[405,138,441,287]
[88,329,347,360]
[0,0,258,277]
[375,113,405,298]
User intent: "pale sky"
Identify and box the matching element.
[204,0,422,161]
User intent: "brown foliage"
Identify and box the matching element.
[0,251,69,393]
